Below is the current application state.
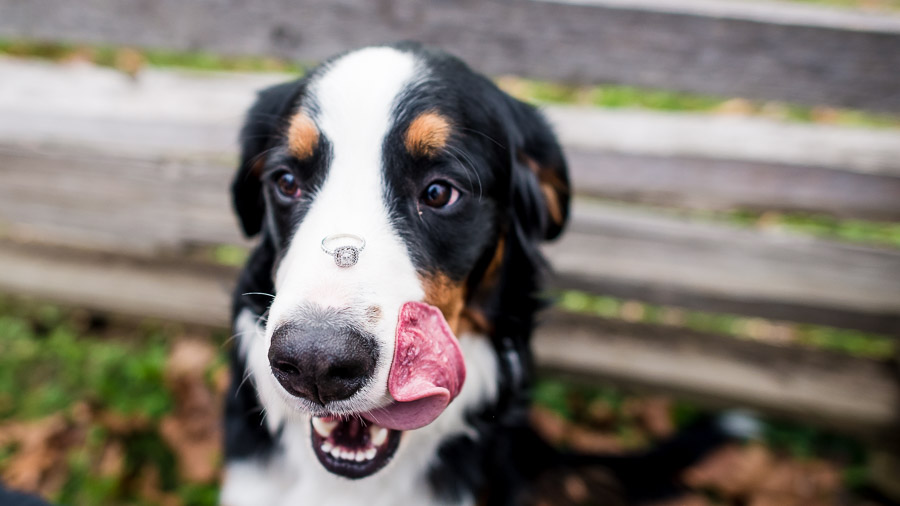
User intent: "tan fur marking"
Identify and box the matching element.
[366,305,383,325]
[287,112,319,159]
[405,111,452,158]
[521,153,567,226]
[421,273,466,336]
[541,183,564,225]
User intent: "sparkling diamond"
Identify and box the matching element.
[334,246,359,268]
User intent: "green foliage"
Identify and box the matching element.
[177,483,220,506]
[211,245,250,267]
[502,77,900,129]
[724,210,900,249]
[555,289,896,360]
[788,0,900,10]
[3,39,899,129]
[0,309,172,421]
[764,420,866,463]
[0,39,307,74]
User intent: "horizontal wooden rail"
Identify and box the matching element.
[1,60,899,333]
[2,59,899,221]
[3,140,899,333]
[534,311,900,441]
[0,239,895,439]
[1,0,899,111]
[546,202,900,335]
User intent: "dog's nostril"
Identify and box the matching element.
[273,360,301,376]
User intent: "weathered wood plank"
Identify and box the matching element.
[0,239,895,437]
[3,59,900,220]
[547,107,900,178]
[546,202,900,334]
[0,241,235,326]
[1,0,899,111]
[2,60,899,332]
[2,141,899,333]
[566,151,900,222]
[534,311,900,440]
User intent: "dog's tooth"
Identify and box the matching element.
[312,417,338,437]
[341,450,354,461]
[370,426,388,446]
[365,448,377,460]
[355,451,366,462]
[331,447,342,459]
[321,441,333,453]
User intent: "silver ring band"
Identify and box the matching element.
[321,234,366,268]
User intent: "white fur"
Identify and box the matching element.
[222,47,502,505]
[227,310,500,506]
[260,46,424,418]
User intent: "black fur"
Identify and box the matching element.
[226,42,726,504]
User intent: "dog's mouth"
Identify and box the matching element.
[306,302,467,479]
[310,416,402,479]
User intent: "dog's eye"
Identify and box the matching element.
[275,172,301,199]
[421,181,459,209]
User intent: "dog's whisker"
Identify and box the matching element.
[242,291,276,298]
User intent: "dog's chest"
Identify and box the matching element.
[220,427,472,506]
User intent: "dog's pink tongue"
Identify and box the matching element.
[363,302,465,431]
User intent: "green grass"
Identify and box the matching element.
[556,290,897,360]
[0,297,222,505]
[784,0,900,10]
[2,39,898,129]
[498,77,900,129]
[0,39,307,74]
[0,296,884,501]
[720,210,900,249]
[581,198,900,250]
[0,302,172,421]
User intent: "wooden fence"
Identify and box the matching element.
[0,0,899,443]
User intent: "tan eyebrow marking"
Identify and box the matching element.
[405,111,453,158]
[287,111,319,159]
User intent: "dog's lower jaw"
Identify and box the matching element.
[222,309,499,506]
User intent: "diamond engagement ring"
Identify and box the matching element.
[321,234,366,268]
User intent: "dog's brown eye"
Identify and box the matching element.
[276,172,301,199]
[421,181,459,208]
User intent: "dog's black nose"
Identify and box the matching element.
[268,323,376,405]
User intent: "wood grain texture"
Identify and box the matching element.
[566,150,900,222]
[1,60,899,332]
[0,239,895,437]
[2,141,899,333]
[0,240,235,326]
[0,0,899,111]
[546,202,900,334]
[3,59,899,221]
[534,311,900,440]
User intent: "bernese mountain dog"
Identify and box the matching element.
[222,42,738,506]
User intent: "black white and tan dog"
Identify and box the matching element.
[222,42,744,506]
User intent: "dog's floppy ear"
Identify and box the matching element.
[232,81,300,237]
[504,98,571,242]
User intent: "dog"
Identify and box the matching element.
[222,42,739,506]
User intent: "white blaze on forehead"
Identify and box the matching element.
[265,47,425,413]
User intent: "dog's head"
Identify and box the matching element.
[232,43,569,479]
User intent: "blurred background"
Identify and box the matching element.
[0,0,899,504]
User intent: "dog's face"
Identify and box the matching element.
[232,44,568,480]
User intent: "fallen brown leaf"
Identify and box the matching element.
[0,413,85,497]
[159,339,222,483]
